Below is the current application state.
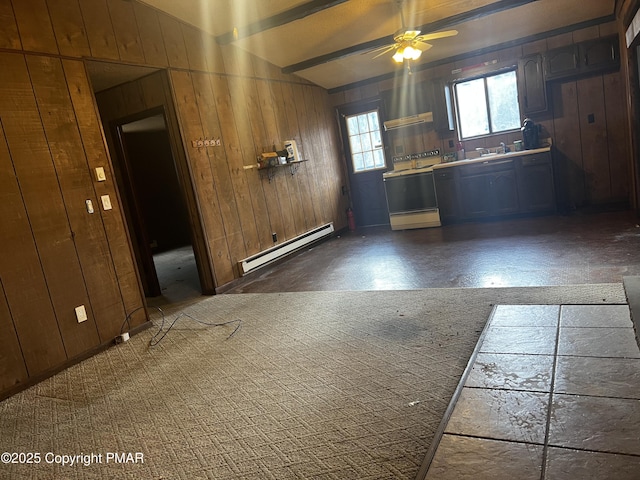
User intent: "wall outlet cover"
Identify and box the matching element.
[75,305,88,323]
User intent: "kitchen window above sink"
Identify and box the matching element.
[454,69,520,140]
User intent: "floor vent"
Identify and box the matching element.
[239,223,334,275]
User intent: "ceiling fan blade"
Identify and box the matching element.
[371,45,399,59]
[366,43,397,54]
[415,41,433,52]
[416,30,458,42]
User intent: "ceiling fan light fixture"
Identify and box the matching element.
[404,45,421,60]
[392,48,405,63]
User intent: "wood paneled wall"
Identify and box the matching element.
[0,53,146,395]
[0,0,347,398]
[331,22,631,209]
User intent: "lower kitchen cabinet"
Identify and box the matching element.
[516,153,556,212]
[434,170,460,222]
[459,169,519,218]
[434,150,556,224]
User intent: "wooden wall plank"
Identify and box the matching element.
[132,1,168,67]
[294,85,326,224]
[107,0,145,63]
[63,60,145,331]
[265,79,305,237]
[551,81,585,209]
[78,0,119,60]
[283,82,316,230]
[237,76,281,249]
[577,76,610,204]
[603,71,631,202]
[0,278,28,392]
[11,0,58,54]
[212,74,261,257]
[269,80,307,236]
[0,115,66,376]
[170,70,234,284]
[190,73,247,254]
[5,54,97,358]
[0,0,22,49]
[29,56,126,344]
[158,13,188,69]
[182,24,208,72]
[47,0,91,57]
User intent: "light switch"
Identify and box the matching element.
[101,195,112,211]
[75,305,88,323]
[85,199,94,214]
[95,167,106,182]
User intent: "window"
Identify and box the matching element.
[345,110,385,172]
[454,70,520,140]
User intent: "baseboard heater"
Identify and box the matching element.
[239,222,334,275]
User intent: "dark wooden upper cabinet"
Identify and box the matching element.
[544,45,579,80]
[580,36,620,74]
[518,54,547,114]
[543,35,620,82]
[431,79,455,133]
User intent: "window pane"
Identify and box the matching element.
[360,133,372,152]
[350,135,362,154]
[373,149,385,168]
[456,78,489,138]
[487,71,520,133]
[367,112,379,131]
[358,115,369,133]
[363,151,374,169]
[353,153,365,171]
[371,130,382,149]
[347,116,360,135]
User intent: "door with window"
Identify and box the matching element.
[339,102,389,227]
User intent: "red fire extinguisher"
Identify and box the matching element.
[346,207,356,232]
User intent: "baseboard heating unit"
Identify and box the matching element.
[239,222,334,275]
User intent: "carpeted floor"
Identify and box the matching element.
[0,285,626,479]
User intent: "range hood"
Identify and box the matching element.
[383,112,433,131]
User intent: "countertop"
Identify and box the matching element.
[432,146,552,170]
[382,145,552,178]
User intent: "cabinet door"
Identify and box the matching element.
[490,170,519,215]
[517,154,556,212]
[580,36,620,74]
[431,79,454,133]
[519,54,547,114]
[434,170,459,222]
[544,45,579,80]
[459,174,492,218]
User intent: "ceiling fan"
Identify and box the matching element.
[371,0,458,64]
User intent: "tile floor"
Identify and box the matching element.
[421,304,640,480]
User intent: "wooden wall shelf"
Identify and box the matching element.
[258,159,308,182]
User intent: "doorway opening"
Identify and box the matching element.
[113,108,201,303]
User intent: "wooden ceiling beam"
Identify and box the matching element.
[216,0,349,45]
[282,0,539,74]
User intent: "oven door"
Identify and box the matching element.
[383,171,438,214]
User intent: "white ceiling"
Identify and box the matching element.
[135,0,615,90]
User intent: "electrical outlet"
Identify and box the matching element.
[75,305,88,323]
[272,232,277,242]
